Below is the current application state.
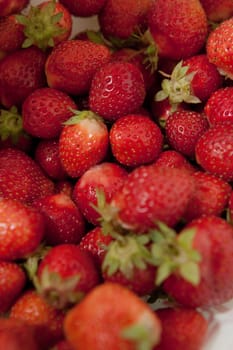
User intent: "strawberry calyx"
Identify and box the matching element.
[23,244,52,281]
[0,106,26,144]
[16,0,67,51]
[155,60,201,108]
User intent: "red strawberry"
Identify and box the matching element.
[154,150,196,174]
[195,122,233,182]
[59,0,107,17]
[148,0,208,60]
[89,61,146,122]
[22,87,77,139]
[204,86,233,125]
[0,261,26,313]
[10,289,65,348]
[0,148,54,204]
[0,198,45,261]
[59,110,109,178]
[109,114,164,167]
[72,162,128,225]
[52,339,73,350]
[98,0,152,39]
[184,171,232,221]
[54,180,74,197]
[16,0,72,51]
[0,15,25,56]
[200,0,233,22]
[36,244,101,309]
[64,282,162,350]
[33,192,86,246]
[154,307,209,350]
[45,39,111,95]
[206,17,233,79]
[165,110,209,158]
[0,0,29,16]
[0,46,47,108]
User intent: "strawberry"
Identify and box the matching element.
[200,0,233,22]
[204,86,233,125]
[154,307,209,350]
[0,198,45,261]
[0,261,26,313]
[33,192,86,246]
[22,87,77,139]
[54,180,74,197]
[72,162,128,225]
[58,110,109,178]
[0,46,47,108]
[195,122,233,182]
[89,61,146,122]
[148,0,208,60]
[10,289,65,348]
[98,0,152,39]
[51,339,73,350]
[165,110,209,158]
[109,114,164,167]
[184,171,232,222]
[206,17,233,79]
[16,0,72,51]
[0,15,25,56]
[59,0,107,17]
[45,39,111,95]
[161,216,233,308]
[35,139,68,180]
[64,282,162,350]
[0,0,29,16]
[154,150,196,174]
[35,244,101,309]
[0,148,54,204]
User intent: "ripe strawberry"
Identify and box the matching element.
[10,289,65,348]
[89,61,146,122]
[154,150,196,174]
[0,15,25,56]
[165,110,209,158]
[204,86,233,125]
[206,17,233,79]
[0,261,26,313]
[195,122,233,182]
[35,139,68,180]
[72,162,128,225]
[109,114,164,167]
[22,87,77,139]
[151,96,187,126]
[200,0,233,22]
[0,147,54,204]
[59,110,109,178]
[98,0,152,39]
[148,0,208,60]
[154,307,209,350]
[0,198,45,261]
[64,282,162,350]
[16,0,72,51]
[33,192,86,246]
[184,171,232,222]
[0,0,29,16]
[59,0,107,17]
[0,46,47,108]
[54,180,74,197]
[51,339,73,350]
[45,39,111,95]
[162,216,233,308]
[36,244,101,309]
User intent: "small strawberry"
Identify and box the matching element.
[148,0,208,60]
[35,244,101,309]
[195,122,233,182]
[204,86,233,125]
[45,39,111,95]
[59,110,109,178]
[154,307,209,350]
[0,0,29,16]
[33,192,86,246]
[109,114,164,167]
[72,162,128,225]
[154,150,196,174]
[206,17,233,79]
[0,261,26,313]
[0,15,25,56]
[64,282,162,350]
[0,46,47,108]
[0,198,45,261]
[59,0,107,17]
[10,289,65,348]
[165,110,209,158]
[200,0,233,22]
[89,61,146,122]
[22,87,77,139]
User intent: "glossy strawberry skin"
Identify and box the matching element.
[154,150,196,174]
[0,0,29,16]
[59,0,106,16]
[0,15,25,55]
[204,87,233,125]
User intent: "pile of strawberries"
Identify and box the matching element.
[0,0,233,349]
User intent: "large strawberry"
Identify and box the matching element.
[0,15,25,56]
